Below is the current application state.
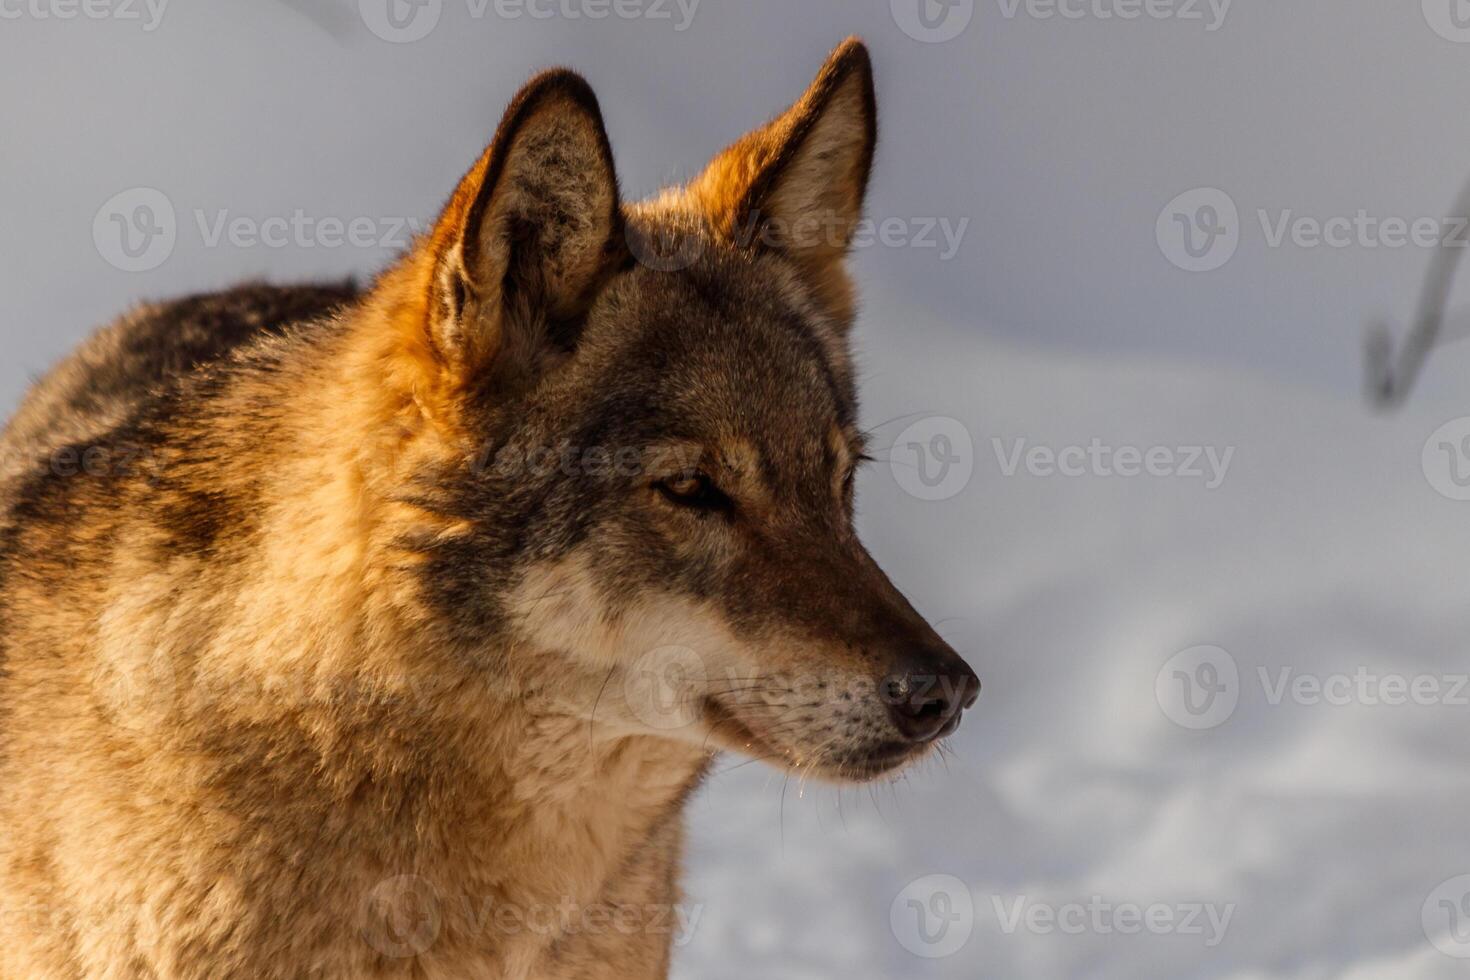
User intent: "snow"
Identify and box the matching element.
[675,299,1470,979]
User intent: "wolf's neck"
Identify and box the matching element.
[308,675,713,923]
[478,704,713,858]
[194,309,715,900]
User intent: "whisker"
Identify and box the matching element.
[587,665,616,754]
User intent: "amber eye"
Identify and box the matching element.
[656,472,733,513]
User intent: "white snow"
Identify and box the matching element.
[675,298,1470,979]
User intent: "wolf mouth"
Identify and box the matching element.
[700,696,927,781]
[829,741,926,780]
[700,695,789,764]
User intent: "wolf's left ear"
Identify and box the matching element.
[423,69,622,391]
[688,38,876,322]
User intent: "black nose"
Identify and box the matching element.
[883,649,980,743]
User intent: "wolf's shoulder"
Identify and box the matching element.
[0,280,359,471]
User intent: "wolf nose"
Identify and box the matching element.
[883,649,980,744]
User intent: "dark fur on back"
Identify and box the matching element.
[0,281,357,471]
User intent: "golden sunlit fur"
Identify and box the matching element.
[0,39,976,979]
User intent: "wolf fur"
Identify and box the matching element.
[0,39,977,979]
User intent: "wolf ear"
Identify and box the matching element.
[425,69,622,390]
[688,38,876,321]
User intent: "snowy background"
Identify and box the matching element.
[6,1,1470,976]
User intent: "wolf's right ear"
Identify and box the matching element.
[420,70,622,395]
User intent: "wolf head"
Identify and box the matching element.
[369,38,977,783]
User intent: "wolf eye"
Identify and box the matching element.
[842,453,873,502]
[656,472,733,513]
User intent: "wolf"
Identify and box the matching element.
[0,38,978,978]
